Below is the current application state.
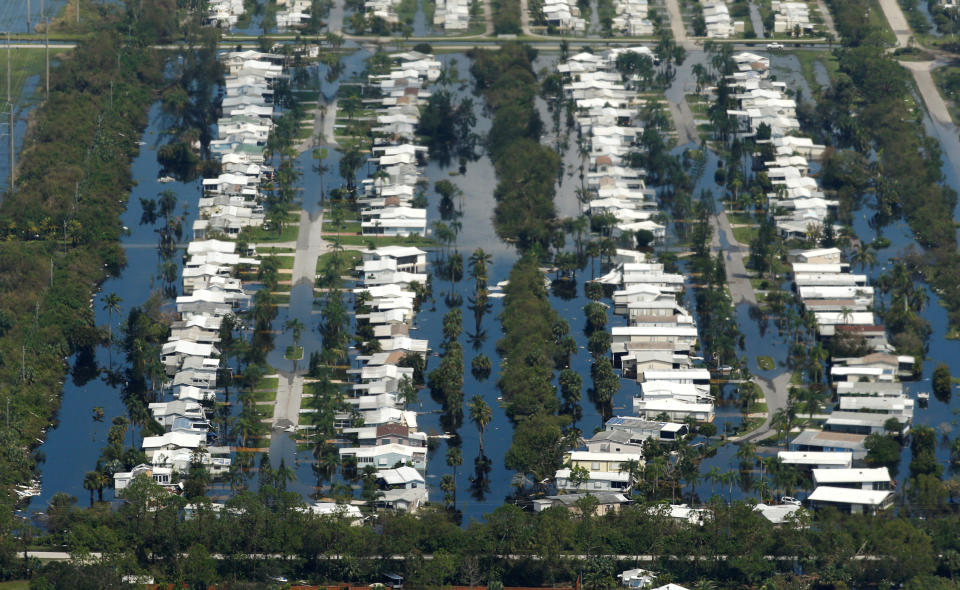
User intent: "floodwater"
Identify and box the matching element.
[28,102,201,510]
[0,0,66,35]
[29,34,960,521]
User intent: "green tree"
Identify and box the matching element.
[933,362,952,403]
[469,395,493,456]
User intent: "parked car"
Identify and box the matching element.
[780,496,801,506]
[766,42,785,50]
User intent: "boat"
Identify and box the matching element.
[157,175,175,183]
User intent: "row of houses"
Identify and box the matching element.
[724,55,837,242]
[365,0,404,25]
[612,0,655,36]
[207,0,244,27]
[434,0,471,30]
[540,0,587,34]
[772,0,815,35]
[357,51,441,238]
[560,50,711,422]
[558,48,665,242]
[542,49,713,502]
[723,51,905,515]
[114,49,296,493]
[276,0,313,29]
[777,246,913,515]
[327,52,445,513]
[701,1,741,38]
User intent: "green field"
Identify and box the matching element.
[0,49,47,105]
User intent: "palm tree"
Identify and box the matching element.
[850,241,877,272]
[446,447,463,508]
[706,465,721,497]
[619,458,645,494]
[102,292,122,368]
[83,471,100,506]
[468,395,492,456]
[736,442,757,470]
[468,248,492,287]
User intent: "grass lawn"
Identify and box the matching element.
[285,345,304,360]
[267,254,295,269]
[330,234,435,248]
[253,388,277,402]
[317,249,363,272]
[272,292,291,304]
[242,223,300,243]
[323,220,362,234]
[0,582,30,590]
[933,65,960,125]
[750,277,777,291]
[790,370,803,385]
[254,376,279,390]
[726,212,757,225]
[0,50,46,104]
[732,226,758,244]
[257,405,275,419]
[257,246,295,254]
[792,49,840,95]
[756,355,775,371]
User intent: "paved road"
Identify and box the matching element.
[663,0,691,47]
[269,210,327,440]
[876,0,912,48]
[734,371,793,443]
[520,0,532,36]
[748,1,765,38]
[710,212,756,306]
[292,209,327,289]
[483,0,494,35]
[669,99,698,146]
[708,209,792,443]
[814,0,838,40]
[327,0,345,34]
[273,373,305,428]
[903,60,953,125]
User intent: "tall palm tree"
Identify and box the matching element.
[850,241,876,272]
[102,292,122,368]
[446,447,463,508]
[468,394,492,456]
[468,249,492,287]
[83,471,100,506]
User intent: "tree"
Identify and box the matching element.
[183,543,218,590]
[469,395,493,456]
[446,447,463,508]
[102,292,122,368]
[865,433,901,474]
[83,471,100,507]
[933,362,952,403]
[471,353,492,381]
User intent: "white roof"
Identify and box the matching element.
[777,451,852,466]
[812,467,890,485]
[808,486,892,506]
[568,451,643,463]
[187,239,236,255]
[378,466,424,485]
[641,369,710,381]
[555,468,631,482]
[142,431,204,450]
[308,502,363,518]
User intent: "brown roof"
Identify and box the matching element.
[811,431,866,443]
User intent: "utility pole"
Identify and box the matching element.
[44,19,49,98]
[7,33,13,195]
[27,0,31,32]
